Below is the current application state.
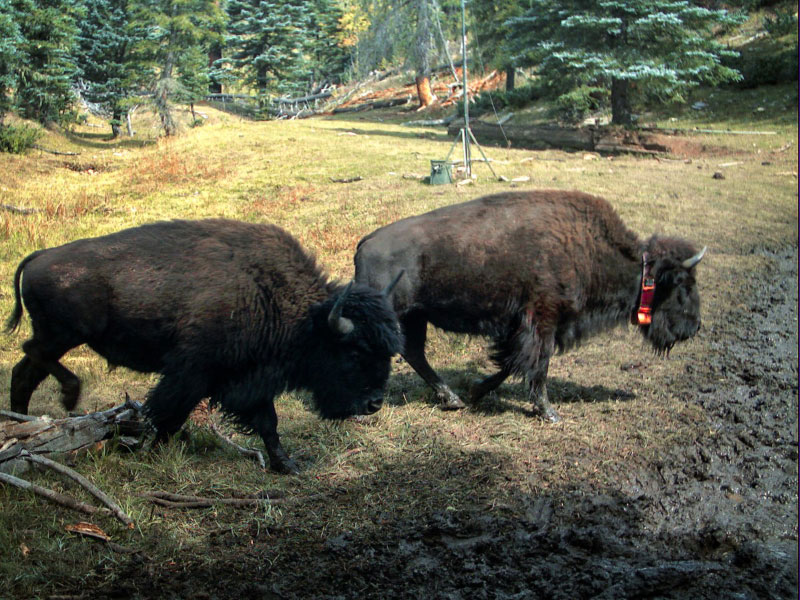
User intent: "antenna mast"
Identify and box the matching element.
[460,0,471,176]
[442,0,499,181]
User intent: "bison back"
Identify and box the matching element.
[355,190,640,334]
[19,219,327,373]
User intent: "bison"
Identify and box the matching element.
[354,190,705,422]
[6,219,404,473]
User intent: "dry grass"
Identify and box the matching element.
[0,85,797,597]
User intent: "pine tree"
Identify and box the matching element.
[354,0,446,107]
[75,0,144,138]
[0,0,21,121]
[129,0,224,135]
[221,0,313,101]
[174,44,211,122]
[470,0,524,91]
[507,0,745,125]
[11,0,83,125]
[305,0,349,88]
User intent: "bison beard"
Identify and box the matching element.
[354,190,705,422]
[5,219,403,474]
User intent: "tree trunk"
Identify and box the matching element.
[208,45,222,94]
[611,78,633,126]
[415,74,438,108]
[110,107,122,139]
[505,66,515,92]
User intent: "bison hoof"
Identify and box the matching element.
[60,380,81,411]
[538,407,561,423]
[438,390,466,411]
[271,457,301,475]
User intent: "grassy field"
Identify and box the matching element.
[0,82,797,597]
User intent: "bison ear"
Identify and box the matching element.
[382,270,405,297]
[328,281,355,336]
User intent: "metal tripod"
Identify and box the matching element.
[442,0,499,181]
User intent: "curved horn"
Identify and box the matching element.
[328,281,354,335]
[681,246,707,269]
[382,270,405,297]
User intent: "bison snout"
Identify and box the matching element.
[366,396,383,415]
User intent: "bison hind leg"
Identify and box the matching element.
[467,366,512,403]
[489,317,561,423]
[10,356,49,414]
[19,339,81,412]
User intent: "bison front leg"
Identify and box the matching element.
[402,313,465,410]
[528,357,560,423]
[252,404,300,475]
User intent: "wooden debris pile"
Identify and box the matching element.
[332,69,504,115]
[0,398,147,525]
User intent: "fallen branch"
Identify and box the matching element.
[21,450,133,526]
[329,176,364,184]
[0,470,113,519]
[1,204,41,215]
[0,409,39,422]
[32,145,80,156]
[140,490,285,509]
[693,129,776,135]
[208,421,266,469]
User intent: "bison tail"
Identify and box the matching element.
[4,250,41,333]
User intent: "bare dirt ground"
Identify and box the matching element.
[65,246,797,600]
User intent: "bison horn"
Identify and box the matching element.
[681,246,707,269]
[328,281,354,335]
[382,270,405,297]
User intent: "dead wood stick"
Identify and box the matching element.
[140,490,284,509]
[20,450,133,527]
[0,409,40,422]
[32,144,80,155]
[330,176,364,183]
[692,129,776,135]
[209,421,266,469]
[1,204,41,215]
[0,471,112,518]
[147,497,280,509]
[143,490,286,502]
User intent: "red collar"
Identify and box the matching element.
[633,253,655,326]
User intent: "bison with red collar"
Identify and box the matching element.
[354,190,705,422]
[6,219,404,473]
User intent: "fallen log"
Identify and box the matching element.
[449,121,596,151]
[276,89,334,105]
[0,397,147,474]
[0,399,145,525]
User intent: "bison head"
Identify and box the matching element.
[302,278,404,419]
[640,238,705,355]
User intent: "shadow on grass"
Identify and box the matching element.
[326,125,452,144]
[64,129,156,151]
[386,367,636,418]
[37,423,789,600]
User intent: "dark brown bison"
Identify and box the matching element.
[354,190,705,422]
[6,219,404,473]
